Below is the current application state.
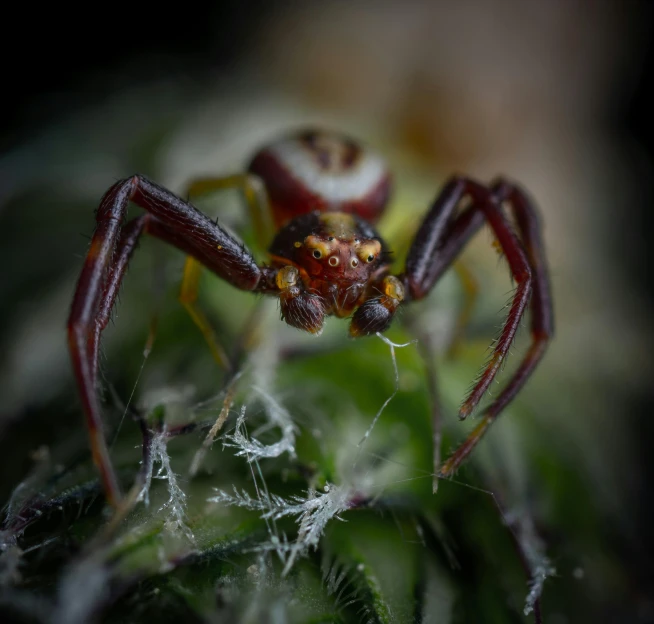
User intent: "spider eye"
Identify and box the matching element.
[351,258,359,268]
[304,235,331,260]
[328,236,335,241]
[356,240,382,264]
[354,238,361,244]
[328,256,339,266]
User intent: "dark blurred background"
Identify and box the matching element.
[2,0,654,621]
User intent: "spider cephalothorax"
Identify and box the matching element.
[267,210,396,333]
[68,128,553,508]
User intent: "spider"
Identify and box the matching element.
[68,128,553,509]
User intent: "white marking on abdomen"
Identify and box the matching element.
[269,139,387,204]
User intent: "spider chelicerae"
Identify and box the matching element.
[68,128,553,508]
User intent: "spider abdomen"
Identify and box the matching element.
[248,129,392,227]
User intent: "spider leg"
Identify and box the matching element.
[455,194,532,421]
[182,173,274,250]
[404,176,533,420]
[180,257,232,370]
[404,177,486,300]
[401,176,554,479]
[439,180,553,477]
[68,175,267,507]
[179,174,273,371]
[69,213,148,506]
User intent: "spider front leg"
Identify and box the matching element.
[68,175,269,507]
[438,179,553,476]
[400,176,552,478]
[69,211,149,506]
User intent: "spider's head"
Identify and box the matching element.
[298,231,382,284]
[270,212,388,287]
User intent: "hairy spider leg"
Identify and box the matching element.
[455,192,532,420]
[397,191,485,491]
[182,173,274,250]
[179,174,273,371]
[68,175,267,507]
[439,180,553,477]
[404,176,534,422]
[69,213,149,506]
[397,176,552,479]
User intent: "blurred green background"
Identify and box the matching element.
[1,1,653,622]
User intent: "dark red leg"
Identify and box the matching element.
[69,182,133,507]
[456,197,532,419]
[404,177,485,300]
[89,216,149,385]
[405,176,534,420]
[439,180,553,477]
[68,175,267,507]
[409,207,485,294]
[400,176,554,477]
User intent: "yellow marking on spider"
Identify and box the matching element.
[319,212,356,238]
